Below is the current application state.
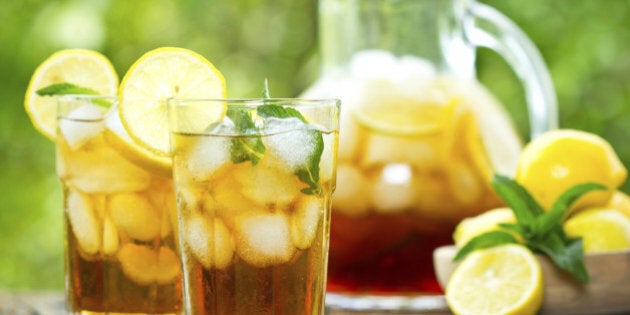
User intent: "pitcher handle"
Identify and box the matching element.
[464,2,558,138]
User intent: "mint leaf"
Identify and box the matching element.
[457,176,598,283]
[257,104,324,195]
[482,175,597,284]
[36,83,112,108]
[36,83,100,96]
[531,234,589,283]
[454,230,519,262]
[226,107,265,165]
[536,182,606,238]
[295,130,324,195]
[492,175,544,237]
[257,104,307,123]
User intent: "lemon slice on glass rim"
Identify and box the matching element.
[118,47,227,157]
[24,49,119,140]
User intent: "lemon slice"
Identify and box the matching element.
[564,207,630,253]
[515,129,627,211]
[24,49,119,140]
[118,47,227,156]
[446,244,543,315]
[353,99,443,136]
[104,105,172,177]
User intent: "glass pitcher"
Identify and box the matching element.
[301,0,557,310]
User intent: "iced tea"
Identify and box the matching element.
[169,99,339,314]
[56,95,182,314]
[303,52,523,294]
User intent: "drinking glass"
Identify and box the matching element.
[168,98,339,314]
[57,95,182,314]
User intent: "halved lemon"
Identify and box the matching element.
[564,207,630,253]
[118,47,227,156]
[24,49,119,140]
[446,244,543,315]
[452,207,516,247]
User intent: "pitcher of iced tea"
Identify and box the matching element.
[301,0,558,310]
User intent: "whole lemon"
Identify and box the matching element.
[515,129,626,211]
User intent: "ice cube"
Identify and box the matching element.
[102,214,119,255]
[448,162,483,206]
[291,196,323,250]
[392,55,436,98]
[371,164,418,214]
[66,189,100,255]
[104,104,133,142]
[109,192,162,241]
[205,165,260,228]
[263,117,319,171]
[361,133,439,168]
[184,136,231,182]
[301,76,362,163]
[319,132,337,183]
[338,104,362,162]
[59,104,106,150]
[146,178,177,238]
[64,143,152,194]
[232,159,300,208]
[153,246,181,285]
[234,213,296,267]
[349,49,397,80]
[332,165,371,217]
[184,211,235,270]
[117,244,181,286]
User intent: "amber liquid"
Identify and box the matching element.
[183,228,327,315]
[65,227,182,312]
[57,122,182,314]
[172,131,336,315]
[328,107,506,294]
[327,212,453,293]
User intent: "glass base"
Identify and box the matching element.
[325,293,450,314]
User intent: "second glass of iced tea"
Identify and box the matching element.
[168,98,339,314]
[57,95,182,314]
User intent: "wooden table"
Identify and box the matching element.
[0,292,452,314]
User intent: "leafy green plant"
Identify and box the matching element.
[454,174,606,283]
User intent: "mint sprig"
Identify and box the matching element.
[454,174,606,284]
[227,81,324,195]
[226,107,266,165]
[36,82,113,108]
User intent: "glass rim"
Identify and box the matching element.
[168,97,340,108]
[57,94,118,100]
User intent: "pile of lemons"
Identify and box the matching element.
[445,129,629,315]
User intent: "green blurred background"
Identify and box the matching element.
[1,0,629,290]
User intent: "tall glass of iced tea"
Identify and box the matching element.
[169,98,339,314]
[57,95,182,314]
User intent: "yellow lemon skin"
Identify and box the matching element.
[118,47,227,156]
[24,49,119,140]
[452,207,516,247]
[606,190,630,218]
[515,129,627,211]
[564,207,630,253]
[446,244,543,315]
